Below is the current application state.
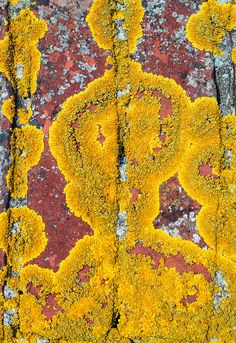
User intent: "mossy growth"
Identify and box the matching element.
[0,9,47,97]
[6,125,44,198]
[186,0,236,55]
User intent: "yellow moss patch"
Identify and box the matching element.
[0,207,47,271]
[0,9,47,97]
[6,125,44,198]
[186,0,236,55]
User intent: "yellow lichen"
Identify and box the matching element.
[179,100,236,258]
[0,0,232,341]
[186,0,236,55]
[47,0,236,341]
[0,9,47,97]
[86,0,144,53]
[2,97,15,123]
[2,96,33,124]
[0,207,47,271]
[6,125,44,198]
[232,47,236,63]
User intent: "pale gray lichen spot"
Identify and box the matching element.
[9,0,31,18]
[146,0,166,16]
[3,309,17,326]
[116,3,126,10]
[116,84,130,99]
[225,149,233,164]
[36,339,49,343]
[78,61,96,73]
[11,221,21,235]
[0,0,7,7]
[119,156,127,181]
[9,197,27,208]
[3,284,17,299]
[0,74,10,196]
[214,33,235,115]
[117,154,127,240]
[20,151,26,157]
[192,233,201,244]
[10,270,19,278]
[163,226,181,238]
[213,270,230,309]
[114,19,127,40]
[116,211,127,240]
[189,211,195,222]
[16,64,24,79]
[22,97,32,111]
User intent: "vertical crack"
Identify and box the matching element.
[213,33,235,116]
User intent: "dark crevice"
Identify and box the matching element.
[4,1,22,212]
[229,32,236,112]
[212,63,221,106]
[2,2,24,340]
[111,311,120,329]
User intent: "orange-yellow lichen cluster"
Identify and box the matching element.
[46,0,236,342]
[0,9,47,97]
[232,47,236,63]
[6,125,44,199]
[0,0,235,342]
[2,96,33,125]
[9,0,19,4]
[186,0,236,55]
[86,0,144,53]
[0,207,47,271]
[179,98,236,256]
[0,9,47,196]
[0,6,47,343]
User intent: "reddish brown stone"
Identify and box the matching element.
[130,242,212,282]
[78,265,91,283]
[26,283,41,300]
[42,293,64,320]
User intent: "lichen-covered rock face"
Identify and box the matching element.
[0,0,235,342]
